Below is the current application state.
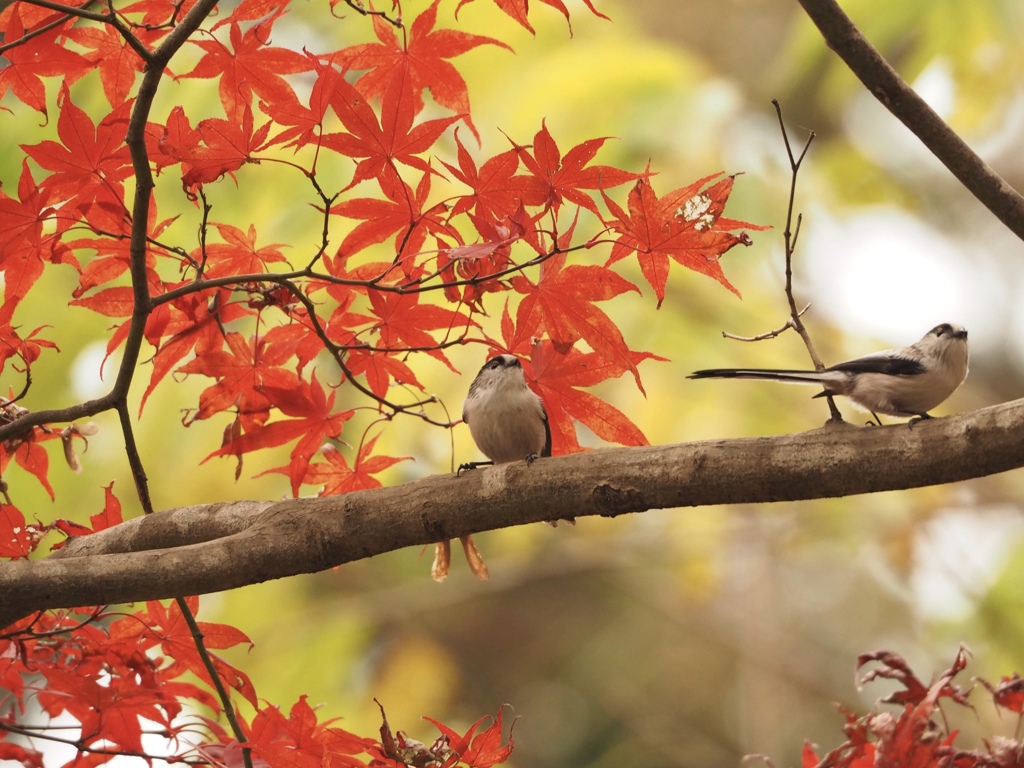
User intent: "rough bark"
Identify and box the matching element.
[3,398,1023,628]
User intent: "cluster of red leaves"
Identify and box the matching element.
[0,0,762,499]
[798,647,1024,768]
[0,0,762,762]
[3,492,511,766]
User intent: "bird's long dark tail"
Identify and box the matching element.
[687,368,829,384]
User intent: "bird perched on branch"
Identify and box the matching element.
[460,354,551,472]
[433,354,553,582]
[688,323,969,422]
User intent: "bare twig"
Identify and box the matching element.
[340,0,403,27]
[722,303,811,341]
[772,99,843,421]
[0,719,207,765]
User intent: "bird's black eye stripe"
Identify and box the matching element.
[485,356,521,369]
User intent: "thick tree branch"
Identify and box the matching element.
[796,0,1024,242]
[2,398,1023,628]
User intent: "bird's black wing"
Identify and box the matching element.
[541,406,552,458]
[829,354,926,377]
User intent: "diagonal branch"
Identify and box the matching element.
[2,398,1024,628]
[796,0,1024,243]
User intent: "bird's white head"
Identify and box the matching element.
[468,354,529,397]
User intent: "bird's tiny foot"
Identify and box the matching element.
[457,460,492,476]
[907,413,932,429]
[525,452,540,466]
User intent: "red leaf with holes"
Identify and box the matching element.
[604,173,767,305]
[0,504,34,558]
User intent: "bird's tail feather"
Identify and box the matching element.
[688,368,830,384]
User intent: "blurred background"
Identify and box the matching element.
[5,0,1024,765]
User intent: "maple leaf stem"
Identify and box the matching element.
[341,0,403,27]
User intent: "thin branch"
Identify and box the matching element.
[796,0,1024,244]
[0,719,207,765]
[722,303,811,341]
[340,0,402,27]
[772,99,843,421]
[175,597,253,768]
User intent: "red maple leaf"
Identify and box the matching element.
[526,342,659,453]
[178,330,295,424]
[200,223,289,277]
[439,129,536,221]
[330,168,451,265]
[20,85,134,231]
[213,371,354,495]
[510,252,641,382]
[299,436,411,495]
[66,24,146,107]
[0,162,64,318]
[259,55,341,151]
[323,72,460,191]
[1,434,57,501]
[0,6,91,115]
[508,121,639,215]
[167,101,273,189]
[182,18,313,119]
[366,288,471,370]
[343,347,423,400]
[603,173,768,305]
[140,597,258,707]
[0,323,58,375]
[333,0,511,139]
[454,0,609,35]
[423,706,515,768]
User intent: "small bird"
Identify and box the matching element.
[460,354,551,472]
[688,323,969,421]
[433,354,553,582]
